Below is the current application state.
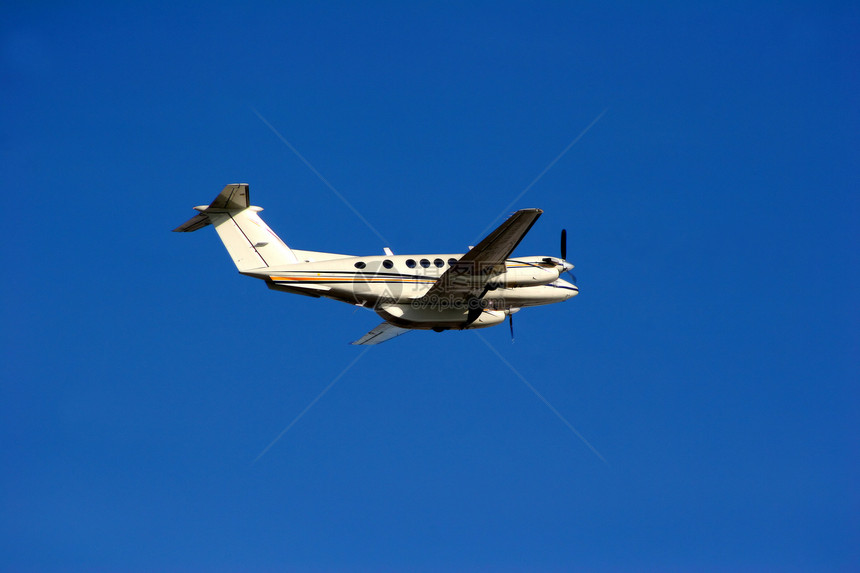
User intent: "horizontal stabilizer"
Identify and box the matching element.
[208,183,250,211]
[173,184,251,233]
[351,322,411,345]
[173,213,210,233]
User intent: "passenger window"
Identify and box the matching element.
[406,259,416,268]
[434,258,444,268]
[420,259,431,268]
[448,258,458,266]
[354,261,366,269]
[383,259,393,269]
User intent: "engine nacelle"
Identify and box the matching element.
[463,309,507,329]
[488,263,559,288]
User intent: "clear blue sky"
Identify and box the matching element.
[3,2,857,571]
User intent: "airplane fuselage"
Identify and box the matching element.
[245,252,578,330]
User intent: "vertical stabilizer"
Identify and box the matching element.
[174,184,298,271]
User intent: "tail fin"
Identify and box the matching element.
[174,184,298,271]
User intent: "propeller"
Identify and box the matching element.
[560,228,567,261]
[560,228,577,284]
[509,230,575,343]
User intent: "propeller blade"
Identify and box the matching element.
[509,312,514,342]
[566,270,578,284]
[560,229,567,261]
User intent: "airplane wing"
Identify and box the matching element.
[351,322,412,345]
[421,208,543,303]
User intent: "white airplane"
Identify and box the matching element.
[175,184,578,344]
